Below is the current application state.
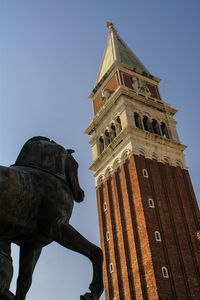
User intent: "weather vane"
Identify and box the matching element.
[107,20,114,29]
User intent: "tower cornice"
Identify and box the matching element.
[85,87,177,136]
[89,125,187,175]
[89,61,161,100]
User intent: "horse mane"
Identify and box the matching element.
[14,136,67,180]
[25,136,50,142]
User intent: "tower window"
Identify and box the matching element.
[116,116,122,127]
[143,116,153,133]
[152,119,161,135]
[134,112,143,129]
[148,198,155,208]
[155,231,162,241]
[103,202,107,212]
[162,267,169,278]
[116,116,122,133]
[161,122,170,139]
[106,231,110,241]
[109,263,114,273]
[99,136,104,154]
[105,130,111,146]
[110,123,116,141]
[142,169,148,178]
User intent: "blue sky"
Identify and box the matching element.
[1,1,200,299]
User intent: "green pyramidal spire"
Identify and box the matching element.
[96,21,149,84]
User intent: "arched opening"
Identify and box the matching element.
[97,175,104,186]
[175,160,183,168]
[152,119,161,135]
[161,122,170,138]
[134,112,143,129]
[109,263,114,273]
[116,116,122,134]
[142,169,148,178]
[110,123,116,141]
[104,130,110,146]
[162,267,169,278]
[143,116,153,132]
[106,231,110,241]
[152,152,158,160]
[148,198,155,208]
[163,156,170,164]
[155,231,162,241]
[138,148,146,156]
[99,136,104,154]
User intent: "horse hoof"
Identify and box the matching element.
[80,292,95,300]
[89,281,103,299]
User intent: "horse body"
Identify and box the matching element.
[0,137,103,300]
[0,165,73,243]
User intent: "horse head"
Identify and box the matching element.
[65,149,84,203]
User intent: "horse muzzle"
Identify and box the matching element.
[75,189,85,203]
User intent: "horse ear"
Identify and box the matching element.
[67,149,75,154]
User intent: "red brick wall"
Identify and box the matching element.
[97,184,115,300]
[121,71,161,99]
[122,73,133,89]
[134,155,200,299]
[96,187,109,300]
[93,93,103,116]
[93,74,119,115]
[147,84,160,99]
[124,156,159,299]
[96,154,200,299]
[96,155,158,299]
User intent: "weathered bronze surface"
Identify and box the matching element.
[0,137,103,300]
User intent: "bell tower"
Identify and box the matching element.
[85,23,200,300]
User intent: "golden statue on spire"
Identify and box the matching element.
[107,20,114,29]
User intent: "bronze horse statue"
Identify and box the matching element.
[0,137,103,300]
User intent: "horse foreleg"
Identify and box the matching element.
[49,221,104,299]
[0,241,14,300]
[15,245,42,300]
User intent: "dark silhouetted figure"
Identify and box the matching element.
[0,137,103,300]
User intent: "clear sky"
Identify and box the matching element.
[1,1,200,299]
